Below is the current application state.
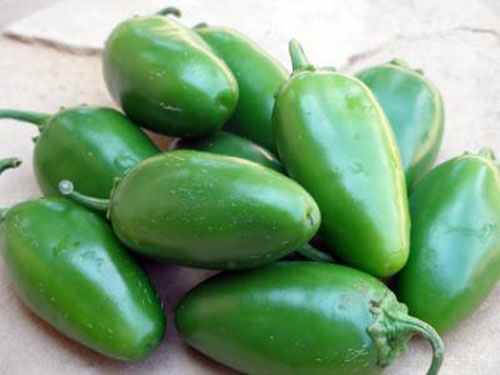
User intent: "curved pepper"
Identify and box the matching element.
[357,60,444,188]
[0,159,165,360]
[176,262,444,375]
[273,40,410,278]
[60,150,320,270]
[103,10,238,137]
[0,106,159,198]
[397,148,500,333]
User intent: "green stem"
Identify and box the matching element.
[389,60,424,75]
[389,59,410,69]
[0,157,22,222]
[0,109,49,127]
[289,39,313,72]
[368,292,444,375]
[295,243,335,262]
[394,315,444,375]
[479,147,496,160]
[157,6,181,17]
[193,22,209,29]
[59,180,110,213]
[0,158,21,175]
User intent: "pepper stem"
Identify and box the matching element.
[0,158,21,175]
[59,180,110,213]
[289,39,313,72]
[295,243,335,262]
[193,22,209,29]
[0,109,49,127]
[157,6,181,17]
[479,147,496,160]
[0,157,22,222]
[389,59,410,69]
[368,291,444,375]
[394,315,444,375]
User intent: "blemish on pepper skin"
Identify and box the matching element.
[304,209,317,227]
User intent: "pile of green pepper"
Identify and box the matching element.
[1,6,498,375]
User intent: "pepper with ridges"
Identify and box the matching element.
[0,106,159,198]
[60,150,320,270]
[176,261,444,375]
[357,59,444,188]
[273,40,410,278]
[397,148,500,333]
[0,159,165,360]
[103,9,238,137]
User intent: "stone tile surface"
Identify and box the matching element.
[0,1,500,374]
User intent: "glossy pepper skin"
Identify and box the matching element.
[195,24,288,153]
[0,106,159,198]
[0,173,165,360]
[176,262,444,375]
[61,150,320,270]
[103,11,238,137]
[357,60,444,188]
[273,41,410,278]
[176,131,283,172]
[397,149,500,333]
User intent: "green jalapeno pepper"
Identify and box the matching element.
[273,40,410,278]
[176,261,444,375]
[0,106,159,198]
[103,10,238,137]
[357,60,444,188]
[194,23,288,153]
[0,159,165,360]
[175,131,283,172]
[60,150,320,270]
[396,148,500,333]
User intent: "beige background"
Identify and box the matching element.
[0,1,500,374]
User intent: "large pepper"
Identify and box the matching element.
[195,23,288,153]
[0,106,159,198]
[357,60,444,188]
[396,149,500,333]
[0,159,165,360]
[103,9,238,137]
[273,40,410,278]
[176,261,444,375]
[60,150,320,270]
